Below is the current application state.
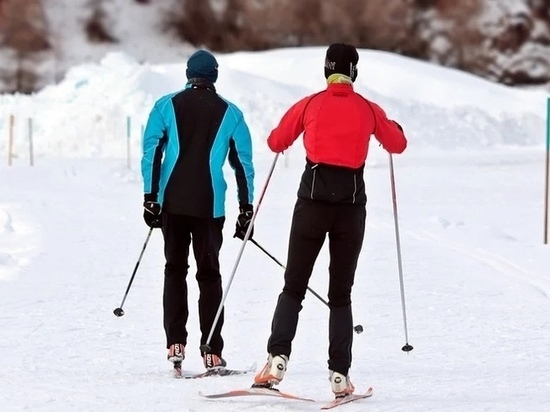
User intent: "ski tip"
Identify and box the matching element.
[320,387,374,410]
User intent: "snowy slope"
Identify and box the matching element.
[1,47,550,411]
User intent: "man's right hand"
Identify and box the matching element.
[234,204,254,240]
[143,201,162,228]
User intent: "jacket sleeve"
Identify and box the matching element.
[369,102,407,154]
[228,113,255,207]
[267,96,311,153]
[141,105,166,199]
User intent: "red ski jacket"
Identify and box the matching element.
[267,83,407,204]
[268,83,406,167]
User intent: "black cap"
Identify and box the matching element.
[324,43,359,82]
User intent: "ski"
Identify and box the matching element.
[173,362,257,379]
[184,363,256,379]
[320,387,374,410]
[199,385,315,402]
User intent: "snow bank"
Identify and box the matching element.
[0,48,548,159]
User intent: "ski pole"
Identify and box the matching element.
[200,154,280,353]
[544,97,550,244]
[389,154,413,352]
[113,227,154,317]
[250,239,364,334]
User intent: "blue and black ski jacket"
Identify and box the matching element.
[141,80,254,218]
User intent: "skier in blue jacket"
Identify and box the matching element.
[141,50,255,373]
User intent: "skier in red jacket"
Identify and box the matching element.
[254,43,407,397]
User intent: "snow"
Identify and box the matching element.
[1,46,550,411]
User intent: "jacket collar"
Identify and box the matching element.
[326,82,354,91]
[186,77,216,92]
[326,73,354,85]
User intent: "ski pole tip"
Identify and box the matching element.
[401,344,414,352]
[113,307,125,317]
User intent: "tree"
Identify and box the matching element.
[1,0,50,93]
[85,0,118,43]
[169,0,218,47]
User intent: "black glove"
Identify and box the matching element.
[143,195,162,228]
[234,204,254,240]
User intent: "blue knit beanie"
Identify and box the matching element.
[186,50,218,83]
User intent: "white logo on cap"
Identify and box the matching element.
[325,60,336,70]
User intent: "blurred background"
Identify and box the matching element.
[0,0,549,94]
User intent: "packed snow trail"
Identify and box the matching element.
[1,148,550,411]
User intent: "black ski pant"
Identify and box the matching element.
[161,212,225,356]
[267,198,366,376]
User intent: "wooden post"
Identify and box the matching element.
[544,98,550,244]
[126,116,131,169]
[8,114,14,166]
[28,117,34,166]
